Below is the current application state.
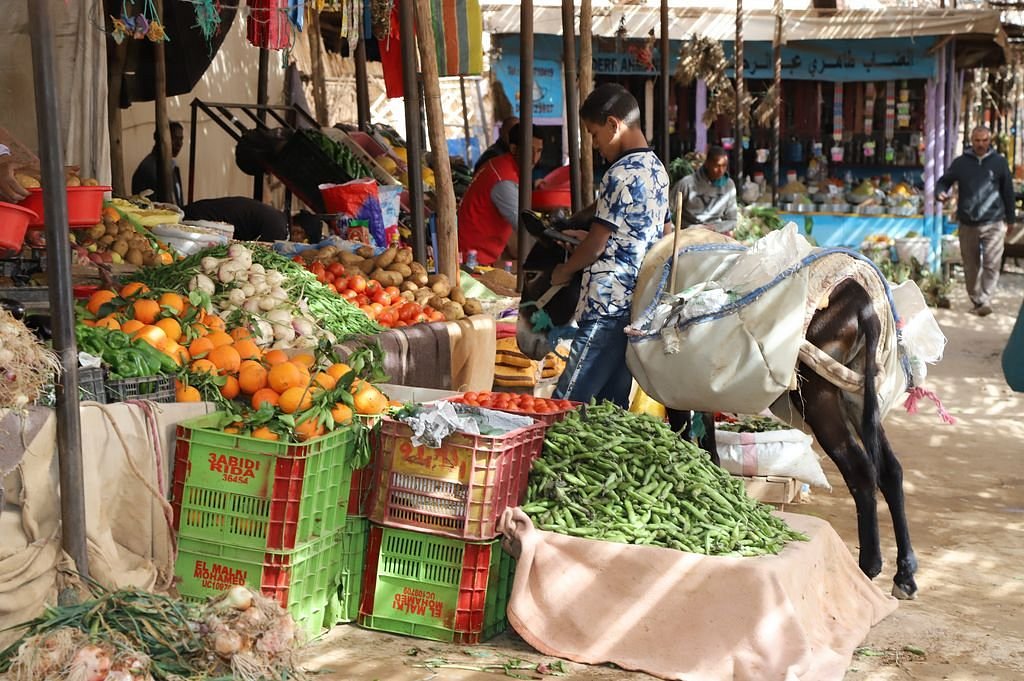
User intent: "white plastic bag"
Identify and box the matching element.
[715,427,831,489]
[719,223,815,294]
[891,280,946,386]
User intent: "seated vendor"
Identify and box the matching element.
[183,196,289,242]
[671,145,738,234]
[457,123,543,266]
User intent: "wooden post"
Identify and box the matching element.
[734,0,745,181]
[355,39,372,131]
[518,0,535,290]
[414,0,459,285]
[459,76,473,165]
[658,0,670,167]
[255,47,269,201]
[107,36,128,196]
[310,10,329,126]
[771,0,782,205]
[153,0,173,203]
[579,0,594,203]
[562,0,582,212]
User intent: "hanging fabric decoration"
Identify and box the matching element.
[191,0,223,45]
[339,0,362,51]
[370,0,393,41]
[110,0,169,44]
[378,3,404,98]
[247,0,294,50]
[428,0,483,76]
[288,0,306,32]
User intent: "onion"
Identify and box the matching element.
[227,243,250,260]
[70,645,111,681]
[291,318,314,336]
[189,274,216,295]
[227,289,246,307]
[269,286,288,301]
[212,630,243,659]
[225,585,254,611]
[248,263,266,276]
[240,283,256,298]
[272,324,296,342]
[257,296,279,312]
[265,271,285,287]
[242,299,262,314]
[200,256,220,274]
[254,320,274,344]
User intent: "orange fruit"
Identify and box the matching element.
[189,322,210,338]
[132,324,168,349]
[263,349,290,366]
[230,327,253,342]
[203,314,227,332]
[190,358,217,376]
[188,336,214,359]
[94,315,121,330]
[238,361,268,394]
[252,426,279,441]
[119,282,149,299]
[86,289,117,316]
[312,372,337,391]
[291,353,316,370]
[175,382,201,402]
[251,388,280,410]
[293,419,325,442]
[349,378,367,395]
[155,317,182,343]
[120,319,144,336]
[353,385,388,415]
[233,339,262,361]
[162,341,187,366]
[206,330,234,348]
[81,320,97,327]
[330,402,354,425]
[279,386,314,414]
[224,426,241,434]
[219,376,240,400]
[325,362,352,381]
[159,251,174,265]
[102,206,121,222]
[268,362,307,393]
[207,345,241,375]
[132,299,161,324]
[158,292,186,316]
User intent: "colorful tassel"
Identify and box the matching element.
[903,386,956,425]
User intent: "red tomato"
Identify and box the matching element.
[348,275,367,293]
[556,400,574,411]
[327,283,338,293]
[399,302,420,322]
[413,312,429,324]
[335,277,348,291]
[359,304,378,320]
[384,286,401,298]
[292,256,305,264]
[428,310,445,322]
[342,289,358,301]
[369,302,385,314]
[372,290,392,306]
[328,262,346,277]
[377,309,398,327]
[394,321,408,327]
[324,272,336,284]
[365,280,381,295]
[355,294,371,306]
[463,392,479,402]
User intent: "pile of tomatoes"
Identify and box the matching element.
[300,259,444,328]
[450,391,577,415]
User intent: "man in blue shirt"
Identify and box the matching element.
[550,83,669,406]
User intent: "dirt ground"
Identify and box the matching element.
[303,267,1024,681]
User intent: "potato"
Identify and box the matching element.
[356,245,376,258]
[400,291,416,302]
[125,248,144,266]
[340,252,364,265]
[65,175,81,187]
[376,246,398,269]
[449,287,466,305]
[87,224,106,240]
[441,301,465,321]
[15,174,40,189]
[427,295,448,311]
[413,288,435,304]
[463,298,483,316]
[395,248,414,265]
[430,280,451,297]
[386,263,412,278]
[409,261,427,275]
[317,245,339,259]
[82,177,100,187]
[371,268,404,287]
[411,272,428,287]
[357,259,376,275]
[111,239,130,256]
[399,281,419,293]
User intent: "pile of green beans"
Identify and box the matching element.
[522,402,807,556]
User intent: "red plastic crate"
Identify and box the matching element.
[347,415,382,517]
[357,524,513,643]
[366,417,544,540]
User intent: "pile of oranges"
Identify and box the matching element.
[81,282,391,442]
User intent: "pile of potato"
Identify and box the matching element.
[300,244,484,321]
[71,209,168,266]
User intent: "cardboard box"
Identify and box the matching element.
[737,474,799,505]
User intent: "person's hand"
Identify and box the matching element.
[551,263,572,286]
[937,191,949,203]
[0,156,30,202]
[558,229,588,251]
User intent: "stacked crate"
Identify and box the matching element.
[358,415,545,643]
[170,412,364,639]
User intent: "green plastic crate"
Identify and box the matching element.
[176,530,345,641]
[323,517,370,625]
[171,413,357,551]
[357,524,514,643]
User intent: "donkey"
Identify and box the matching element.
[516,211,918,600]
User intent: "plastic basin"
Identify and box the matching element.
[19,185,112,228]
[0,201,38,252]
[531,188,572,212]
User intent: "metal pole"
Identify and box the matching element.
[188,101,198,204]
[459,76,473,165]
[355,39,372,131]
[399,0,427,266]
[771,0,782,205]
[518,0,535,290]
[27,0,88,580]
[254,47,270,201]
[154,0,173,204]
[734,0,745,181]
[562,0,582,211]
[659,0,670,167]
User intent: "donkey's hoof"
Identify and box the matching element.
[892,582,918,600]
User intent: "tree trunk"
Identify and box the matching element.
[579,0,594,203]
[153,0,173,203]
[310,10,329,125]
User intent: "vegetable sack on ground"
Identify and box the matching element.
[0,308,60,409]
[523,402,807,556]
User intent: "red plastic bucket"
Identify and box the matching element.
[19,185,112,228]
[0,201,38,252]
[531,188,572,212]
